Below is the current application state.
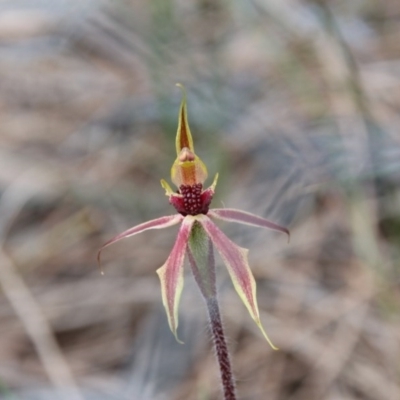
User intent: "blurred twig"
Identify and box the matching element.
[0,173,84,400]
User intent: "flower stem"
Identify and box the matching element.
[188,223,237,399]
[206,297,237,400]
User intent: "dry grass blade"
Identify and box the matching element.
[0,175,83,400]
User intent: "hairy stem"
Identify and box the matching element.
[188,223,237,399]
[206,297,237,400]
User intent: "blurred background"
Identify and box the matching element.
[1,0,400,399]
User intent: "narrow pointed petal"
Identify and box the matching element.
[199,215,278,350]
[209,209,289,241]
[175,83,194,154]
[156,216,195,343]
[209,173,219,192]
[98,214,183,266]
[161,179,175,196]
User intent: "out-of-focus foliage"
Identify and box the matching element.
[1,0,400,399]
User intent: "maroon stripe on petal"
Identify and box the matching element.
[97,214,183,267]
[209,209,289,240]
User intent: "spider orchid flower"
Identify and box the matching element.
[98,84,289,349]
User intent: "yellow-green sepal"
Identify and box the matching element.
[175,83,194,154]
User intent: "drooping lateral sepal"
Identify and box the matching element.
[199,215,278,350]
[187,222,216,299]
[156,216,195,343]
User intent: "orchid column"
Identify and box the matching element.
[98,84,289,399]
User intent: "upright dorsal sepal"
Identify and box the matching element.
[175,83,194,155]
[170,84,208,187]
